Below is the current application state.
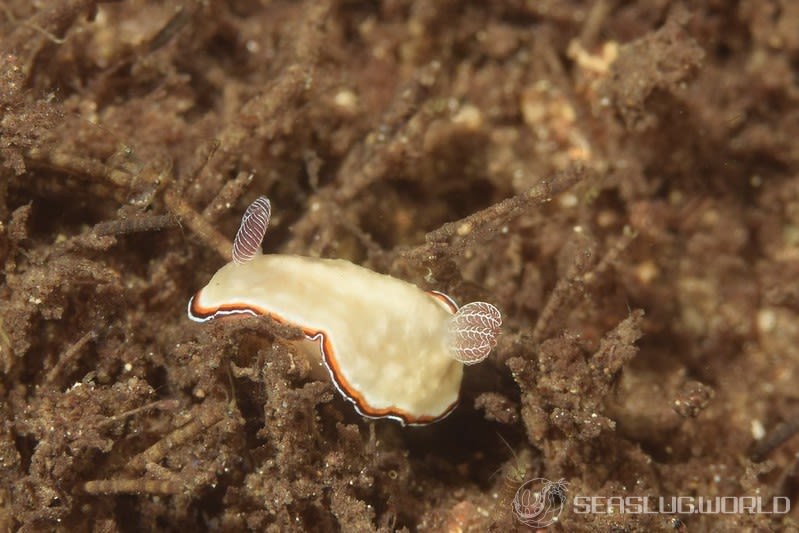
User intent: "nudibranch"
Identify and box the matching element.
[188,196,501,425]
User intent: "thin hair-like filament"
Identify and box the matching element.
[232,196,271,264]
[446,301,501,364]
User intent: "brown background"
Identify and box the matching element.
[1,1,798,531]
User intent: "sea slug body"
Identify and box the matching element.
[189,196,501,425]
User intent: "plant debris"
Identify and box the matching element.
[2,1,799,531]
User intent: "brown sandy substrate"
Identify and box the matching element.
[2,1,799,531]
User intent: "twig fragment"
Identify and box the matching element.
[83,478,183,495]
[418,163,590,258]
[126,406,225,471]
[201,171,253,223]
[97,399,181,429]
[45,330,97,384]
[93,214,179,236]
[531,240,596,345]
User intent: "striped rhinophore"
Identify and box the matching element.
[232,196,271,264]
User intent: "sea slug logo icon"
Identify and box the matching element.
[512,478,568,528]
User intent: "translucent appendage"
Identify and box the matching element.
[446,301,501,365]
[232,196,271,264]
